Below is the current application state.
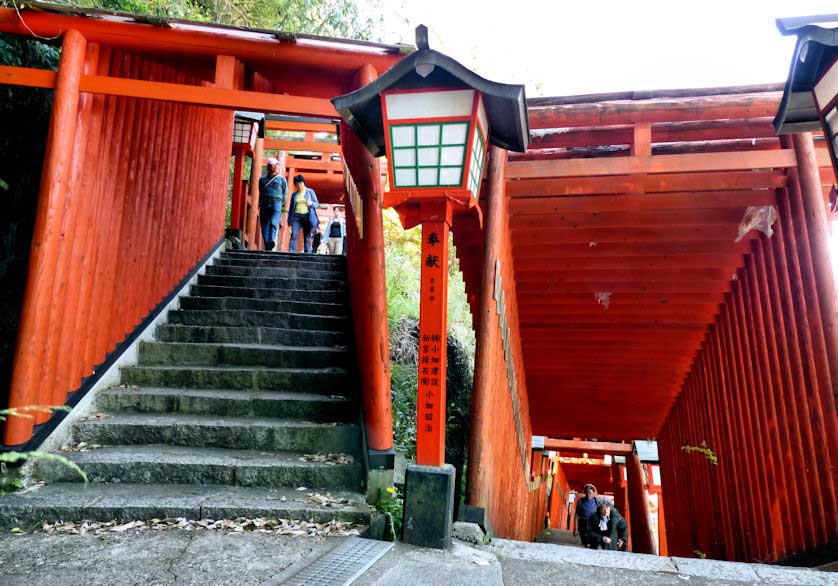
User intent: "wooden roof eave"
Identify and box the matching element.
[0,6,405,75]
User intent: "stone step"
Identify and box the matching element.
[189,284,346,304]
[214,257,346,272]
[120,365,350,394]
[73,414,360,453]
[35,445,363,491]
[138,342,350,369]
[206,264,343,281]
[0,483,372,528]
[221,251,344,266]
[97,387,356,421]
[179,295,346,317]
[167,309,347,331]
[197,274,346,292]
[154,324,348,347]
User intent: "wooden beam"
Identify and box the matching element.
[266,120,338,133]
[509,208,745,229]
[506,171,787,196]
[529,118,779,149]
[515,255,743,270]
[0,64,55,89]
[512,138,782,162]
[281,158,342,172]
[528,92,781,129]
[510,191,776,213]
[0,65,337,117]
[505,149,833,180]
[510,240,751,257]
[518,292,726,305]
[264,139,341,153]
[82,74,337,117]
[509,224,747,244]
[516,281,732,294]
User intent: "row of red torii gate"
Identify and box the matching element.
[1,3,838,564]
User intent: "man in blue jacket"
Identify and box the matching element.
[258,157,287,251]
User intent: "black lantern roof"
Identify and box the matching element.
[773,15,838,134]
[331,25,530,157]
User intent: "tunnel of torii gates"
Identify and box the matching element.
[1,3,838,565]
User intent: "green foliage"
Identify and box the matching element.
[0,476,23,495]
[0,450,88,482]
[375,485,403,540]
[694,549,708,559]
[43,0,381,40]
[0,405,87,483]
[681,441,718,466]
[0,404,72,422]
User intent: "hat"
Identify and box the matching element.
[583,483,596,492]
[266,157,280,166]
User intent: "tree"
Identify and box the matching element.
[42,0,381,40]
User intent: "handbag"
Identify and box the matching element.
[306,189,319,228]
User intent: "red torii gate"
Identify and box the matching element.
[0,5,399,461]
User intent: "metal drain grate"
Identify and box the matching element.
[281,537,394,585]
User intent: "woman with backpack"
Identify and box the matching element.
[286,174,319,253]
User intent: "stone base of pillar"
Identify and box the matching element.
[402,463,455,549]
[365,448,396,504]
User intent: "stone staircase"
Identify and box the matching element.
[0,250,373,528]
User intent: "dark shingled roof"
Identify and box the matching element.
[774,15,838,134]
[331,31,529,157]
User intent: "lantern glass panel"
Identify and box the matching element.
[417,125,440,146]
[233,121,253,144]
[439,167,462,185]
[468,128,486,197]
[393,148,416,167]
[395,168,417,186]
[392,126,416,147]
[442,123,468,145]
[418,147,439,166]
[390,121,470,188]
[440,146,464,166]
[418,168,439,185]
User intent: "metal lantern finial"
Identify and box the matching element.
[415,24,429,51]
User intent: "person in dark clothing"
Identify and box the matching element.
[257,157,287,251]
[323,206,346,255]
[587,502,628,551]
[574,483,606,548]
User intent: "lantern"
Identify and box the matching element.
[383,87,488,198]
[233,111,261,150]
[332,25,528,219]
[774,15,838,177]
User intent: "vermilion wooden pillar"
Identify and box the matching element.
[340,63,393,454]
[415,200,452,466]
[790,133,838,484]
[4,29,86,445]
[230,147,244,230]
[467,146,507,504]
[245,137,264,249]
[627,452,656,554]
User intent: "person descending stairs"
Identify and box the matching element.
[0,250,373,530]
